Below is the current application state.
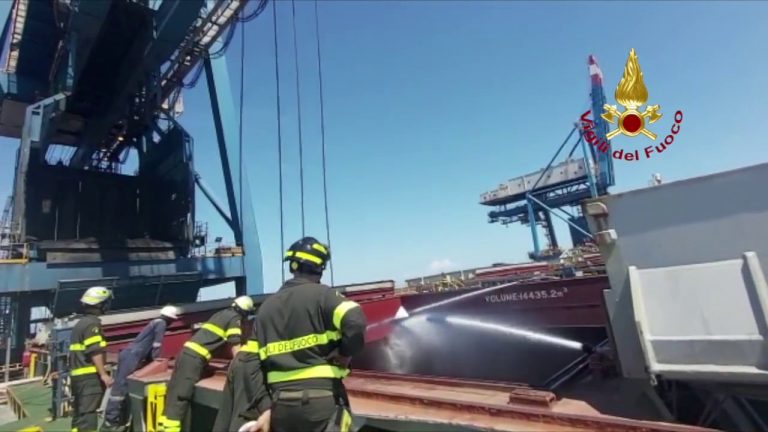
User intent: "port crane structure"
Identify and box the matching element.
[0,0,265,360]
[480,55,615,261]
[0,3,766,432]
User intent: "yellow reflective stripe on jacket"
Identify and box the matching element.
[83,335,103,346]
[225,327,242,337]
[260,330,341,359]
[332,301,360,329]
[70,365,98,376]
[183,341,212,361]
[162,417,182,431]
[240,340,260,354]
[340,407,353,432]
[267,364,349,384]
[69,334,107,351]
[201,322,226,339]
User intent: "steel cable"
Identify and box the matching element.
[313,0,334,286]
[290,0,306,237]
[273,0,286,283]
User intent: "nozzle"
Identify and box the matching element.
[581,343,595,354]
[394,306,409,320]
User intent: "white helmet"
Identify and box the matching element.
[233,296,255,312]
[80,286,113,306]
[160,305,180,320]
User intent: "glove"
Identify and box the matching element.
[238,409,271,432]
[326,349,351,368]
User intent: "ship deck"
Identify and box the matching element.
[0,362,719,432]
[121,366,716,432]
[0,380,71,432]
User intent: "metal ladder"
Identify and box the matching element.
[0,196,12,237]
[0,295,12,341]
[0,196,15,260]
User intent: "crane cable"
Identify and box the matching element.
[273,0,286,283]
[238,10,245,238]
[290,0,306,237]
[274,0,334,285]
[313,0,334,286]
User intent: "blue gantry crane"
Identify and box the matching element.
[0,0,267,359]
[479,55,615,261]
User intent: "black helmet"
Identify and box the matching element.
[284,237,330,274]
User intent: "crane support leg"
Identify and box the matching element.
[527,201,540,257]
[12,93,68,239]
[528,195,593,239]
[544,211,558,249]
[579,134,599,198]
[203,56,264,295]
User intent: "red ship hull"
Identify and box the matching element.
[357,275,609,341]
[99,275,610,385]
[353,275,611,385]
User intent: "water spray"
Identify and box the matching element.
[366,281,523,331]
[409,281,522,315]
[365,306,410,332]
[431,315,592,353]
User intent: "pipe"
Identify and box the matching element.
[194,171,234,229]
[543,340,606,391]
[4,333,10,382]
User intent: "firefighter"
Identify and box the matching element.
[101,305,180,432]
[212,318,271,432]
[160,296,254,432]
[69,286,114,432]
[240,236,367,432]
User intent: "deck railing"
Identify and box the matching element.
[0,242,29,264]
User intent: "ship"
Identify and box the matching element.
[0,0,766,431]
[11,163,768,432]
[346,260,611,386]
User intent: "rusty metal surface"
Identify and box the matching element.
[345,371,719,432]
[110,282,715,432]
[351,370,555,408]
[128,361,718,432]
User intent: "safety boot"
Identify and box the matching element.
[99,422,127,432]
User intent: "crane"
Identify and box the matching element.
[479,55,615,261]
[0,0,267,360]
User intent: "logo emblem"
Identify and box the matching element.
[601,49,662,140]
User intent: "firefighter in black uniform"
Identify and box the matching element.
[240,236,367,432]
[69,286,114,432]
[212,319,272,432]
[160,296,255,432]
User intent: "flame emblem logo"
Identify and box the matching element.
[601,49,662,140]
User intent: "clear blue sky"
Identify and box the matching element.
[2,1,767,296]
